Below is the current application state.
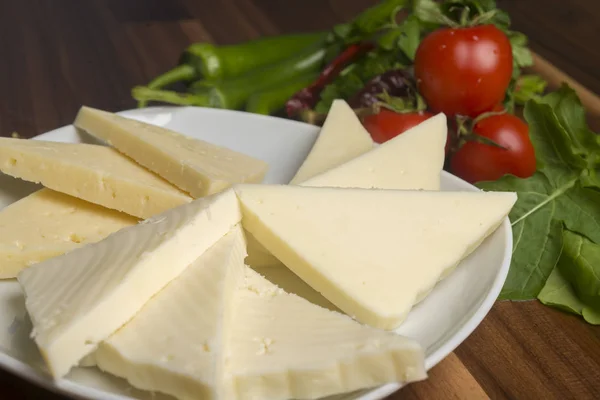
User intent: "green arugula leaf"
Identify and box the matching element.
[538,265,600,324]
[524,99,587,172]
[475,0,497,10]
[558,230,600,310]
[538,266,585,315]
[541,85,600,168]
[332,0,408,44]
[555,183,600,244]
[489,9,510,29]
[397,15,422,61]
[508,31,533,68]
[478,172,564,299]
[513,75,546,105]
[352,0,407,36]
[478,85,600,306]
[582,306,600,324]
[413,0,448,25]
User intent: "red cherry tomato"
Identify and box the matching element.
[414,25,513,118]
[450,114,536,183]
[362,109,434,144]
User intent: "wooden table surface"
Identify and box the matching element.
[1,0,599,399]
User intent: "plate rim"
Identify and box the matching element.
[0,106,513,400]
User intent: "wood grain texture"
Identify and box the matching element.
[0,1,599,399]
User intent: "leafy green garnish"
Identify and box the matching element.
[477,85,600,324]
[478,172,565,299]
[558,231,600,311]
[332,0,408,44]
[539,232,600,325]
[397,15,422,61]
[314,51,404,114]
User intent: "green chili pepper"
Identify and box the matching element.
[246,72,319,115]
[200,43,328,110]
[131,86,211,107]
[140,32,327,103]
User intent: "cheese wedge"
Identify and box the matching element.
[95,225,246,400]
[0,189,138,278]
[235,184,517,330]
[245,112,447,269]
[302,112,447,190]
[0,138,192,219]
[74,106,269,198]
[289,99,374,184]
[252,266,338,312]
[18,188,241,378]
[224,267,427,400]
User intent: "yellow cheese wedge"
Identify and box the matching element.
[74,106,269,198]
[18,189,241,378]
[289,99,374,184]
[0,138,192,219]
[95,225,246,400]
[235,184,517,330]
[224,267,427,399]
[245,112,447,269]
[0,189,137,278]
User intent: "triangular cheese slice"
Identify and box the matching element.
[75,106,269,198]
[235,184,516,330]
[224,267,427,399]
[301,112,447,190]
[94,225,247,400]
[248,99,373,267]
[0,138,191,219]
[0,189,138,278]
[253,265,338,312]
[18,188,241,378]
[289,99,374,184]
[245,112,447,269]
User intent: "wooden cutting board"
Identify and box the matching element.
[0,1,599,399]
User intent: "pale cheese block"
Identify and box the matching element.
[18,188,241,378]
[235,184,517,330]
[289,99,374,184]
[94,225,247,400]
[0,189,138,278]
[252,266,338,312]
[302,112,447,190]
[245,112,447,269]
[0,138,192,219]
[224,267,427,400]
[74,106,269,198]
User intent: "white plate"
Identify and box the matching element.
[0,107,512,400]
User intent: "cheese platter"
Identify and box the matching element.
[0,104,514,399]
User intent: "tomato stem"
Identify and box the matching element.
[472,108,507,125]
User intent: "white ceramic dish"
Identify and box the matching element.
[0,106,512,400]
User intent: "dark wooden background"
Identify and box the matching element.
[1,1,599,399]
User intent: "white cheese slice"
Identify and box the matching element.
[74,106,269,198]
[302,112,447,190]
[0,189,138,278]
[247,99,374,268]
[224,267,427,400]
[245,112,447,269]
[235,184,517,330]
[18,188,241,378]
[289,99,374,184]
[0,138,192,219]
[94,224,247,400]
[252,266,338,312]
